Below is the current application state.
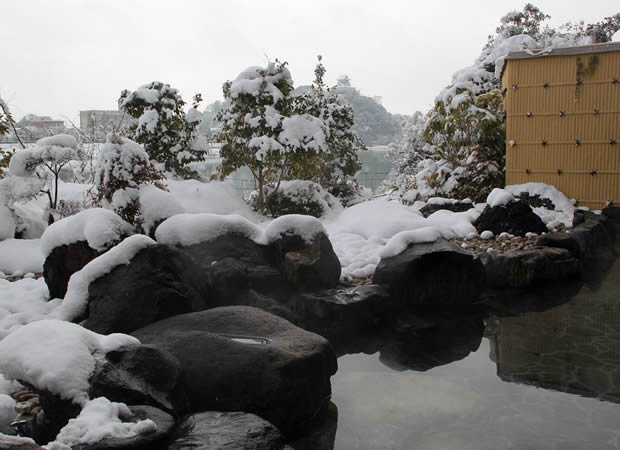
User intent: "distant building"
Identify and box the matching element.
[502,41,620,209]
[17,114,65,131]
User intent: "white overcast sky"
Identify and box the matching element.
[2,0,618,123]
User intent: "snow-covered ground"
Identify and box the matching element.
[0,177,578,446]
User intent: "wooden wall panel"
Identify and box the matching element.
[504,49,620,209]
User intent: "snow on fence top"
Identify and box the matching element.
[156,213,328,247]
[40,208,134,257]
[53,234,156,320]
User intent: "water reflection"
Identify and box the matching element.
[330,254,620,449]
[489,256,620,403]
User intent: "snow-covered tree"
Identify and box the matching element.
[119,82,205,179]
[296,57,365,191]
[9,134,84,223]
[216,61,327,211]
[95,134,165,229]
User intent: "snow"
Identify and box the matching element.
[166,179,260,221]
[48,397,156,450]
[40,208,134,258]
[0,239,44,275]
[0,394,15,433]
[264,214,327,244]
[486,188,515,207]
[155,213,267,247]
[505,182,575,229]
[0,319,138,405]
[427,197,472,206]
[0,205,15,240]
[325,198,478,280]
[36,135,77,149]
[278,115,326,152]
[53,234,156,320]
[0,277,53,339]
[138,184,184,235]
[138,109,159,133]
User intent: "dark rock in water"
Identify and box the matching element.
[537,232,580,257]
[179,234,293,302]
[132,306,337,438]
[75,405,175,450]
[289,284,395,340]
[474,201,547,236]
[83,245,209,335]
[572,217,616,262]
[271,231,341,290]
[419,200,473,218]
[379,315,484,372]
[481,247,580,289]
[43,241,100,300]
[168,411,289,450]
[373,239,485,312]
[602,206,620,234]
[290,401,338,450]
[89,344,188,416]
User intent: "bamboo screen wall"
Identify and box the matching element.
[503,46,620,209]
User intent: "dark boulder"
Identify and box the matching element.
[43,241,101,300]
[179,234,293,302]
[89,344,188,416]
[537,232,580,257]
[572,217,616,262]
[271,231,341,290]
[602,206,620,235]
[83,245,209,335]
[75,405,175,450]
[289,284,395,341]
[373,239,485,312]
[290,401,338,450]
[132,306,337,438]
[419,200,473,218]
[481,247,580,289]
[474,201,547,236]
[168,411,289,450]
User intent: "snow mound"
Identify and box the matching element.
[166,179,259,221]
[156,213,267,246]
[40,208,134,257]
[326,198,477,280]
[0,238,44,275]
[486,188,515,207]
[0,205,15,241]
[0,277,53,340]
[49,397,156,449]
[138,184,184,235]
[504,183,574,214]
[0,319,138,405]
[380,227,455,258]
[53,234,156,320]
[265,214,327,244]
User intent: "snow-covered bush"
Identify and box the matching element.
[217,60,328,211]
[8,134,84,223]
[95,134,166,230]
[263,180,341,218]
[120,81,205,179]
